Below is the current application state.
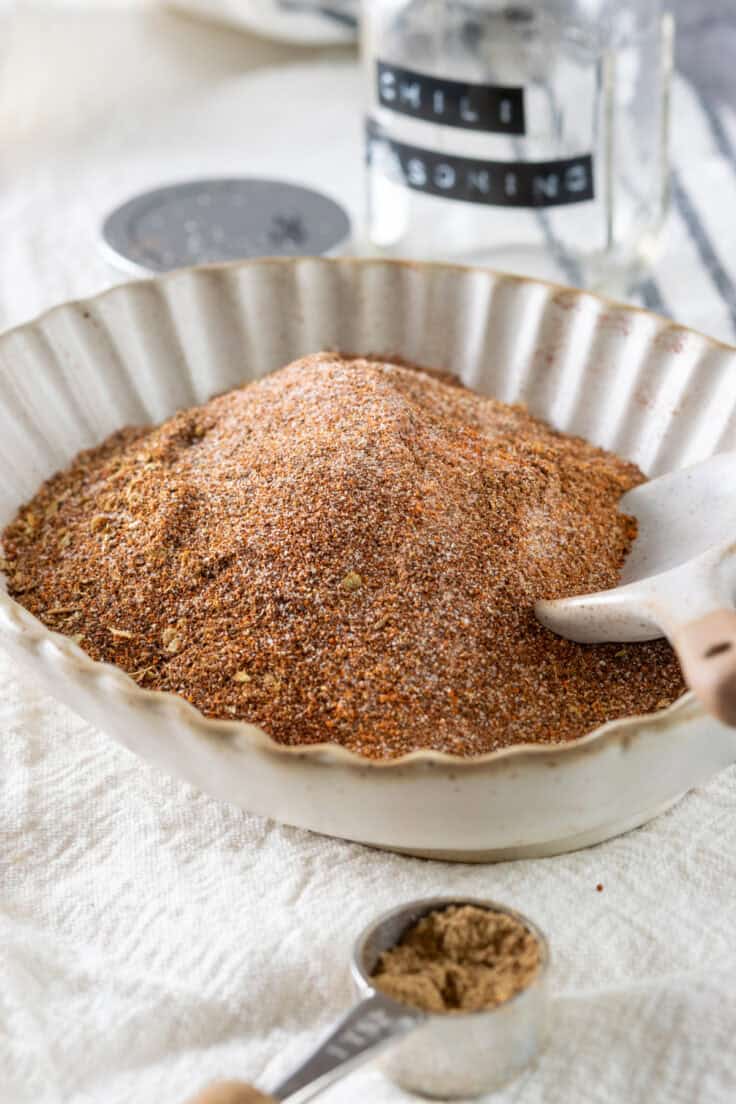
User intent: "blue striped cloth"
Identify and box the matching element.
[278,0,358,29]
[522,68,736,346]
[626,67,736,342]
[632,75,736,344]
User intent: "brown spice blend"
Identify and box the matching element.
[371,905,541,1013]
[1,353,685,759]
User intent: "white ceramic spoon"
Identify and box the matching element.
[535,454,736,726]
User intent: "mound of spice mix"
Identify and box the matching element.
[2,354,684,759]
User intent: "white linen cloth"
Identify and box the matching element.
[2,8,736,1103]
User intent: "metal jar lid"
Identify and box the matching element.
[101,178,352,276]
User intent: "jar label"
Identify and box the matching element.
[377,61,525,135]
[367,125,595,208]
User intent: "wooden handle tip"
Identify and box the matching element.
[184,1081,277,1104]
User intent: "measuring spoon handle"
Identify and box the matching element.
[271,993,423,1103]
[183,994,422,1104]
[672,609,736,726]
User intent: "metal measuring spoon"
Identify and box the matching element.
[535,453,736,726]
[186,897,550,1103]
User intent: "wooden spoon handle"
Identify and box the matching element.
[672,610,736,726]
[184,1082,277,1104]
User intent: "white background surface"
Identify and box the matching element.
[2,6,736,1103]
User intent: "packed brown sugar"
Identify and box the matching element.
[1,354,685,760]
[371,905,541,1014]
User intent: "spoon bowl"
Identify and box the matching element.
[536,454,736,723]
[351,897,550,1100]
[186,898,549,1104]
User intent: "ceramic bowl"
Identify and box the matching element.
[2,257,736,861]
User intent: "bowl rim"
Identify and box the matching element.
[1,254,731,773]
[6,252,736,355]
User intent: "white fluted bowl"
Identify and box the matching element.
[2,258,736,861]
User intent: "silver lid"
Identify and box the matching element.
[101,178,352,276]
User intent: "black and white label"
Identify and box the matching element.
[368,127,594,208]
[377,61,525,135]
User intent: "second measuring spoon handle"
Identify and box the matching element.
[270,993,424,1104]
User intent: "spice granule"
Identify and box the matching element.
[1,353,685,759]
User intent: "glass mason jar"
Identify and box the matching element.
[363,0,673,291]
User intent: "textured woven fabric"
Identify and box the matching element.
[3,9,736,1103]
[4,645,736,1104]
